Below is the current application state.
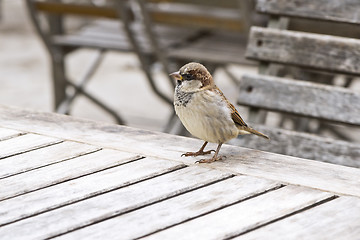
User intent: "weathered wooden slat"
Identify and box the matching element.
[35,1,243,31]
[256,0,360,25]
[246,27,360,75]
[57,176,280,240]
[35,2,118,19]
[141,186,333,239]
[1,105,360,197]
[0,157,185,226]
[238,196,360,240]
[0,134,62,159]
[0,128,24,141]
[0,141,100,179]
[238,74,360,126]
[0,167,231,240]
[0,149,140,201]
[230,124,360,168]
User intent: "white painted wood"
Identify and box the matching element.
[238,196,360,240]
[57,176,280,240]
[0,167,231,240]
[0,105,359,197]
[142,186,333,240]
[0,128,24,141]
[0,157,185,226]
[210,151,360,198]
[0,149,140,201]
[0,133,61,159]
[0,141,100,179]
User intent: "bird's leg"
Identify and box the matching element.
[196,143,223,163]
[181,141,215,157]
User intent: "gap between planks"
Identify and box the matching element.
[0,149,143,202]
[0,158,187,227]
[230,195,339,239]
[0,167,233,240]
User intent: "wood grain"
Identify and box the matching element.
[0,167,231,240]
[0,141,100,179]
[238,74,360,125]
[0,149,140,201]
[246,27,360,75]
[0,128,24,141]
[256,0,360,24]
[142,186,333,240]
[0,157,185,226]
[56,176,280,240]
[230,124,360,168]
[0,133,62,159]
[238,196,360,240]
[1,105,360,197]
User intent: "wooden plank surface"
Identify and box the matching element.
[0,157,185,226]
[0,133,62,159]
[246,27,360,75]
[0,149,140,201]
[57,176,280,240]
[238,196,360,240]
[0,167,231,240]
[256,0,360,25]
[230,124,360,168]
[1,105,360,197]
[141,186,334,239]
[0,141,100,179]
[238,74,360,125]
[0,128,24,141]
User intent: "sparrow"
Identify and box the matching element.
[170,62,269,163]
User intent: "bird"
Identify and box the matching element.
[170,62,269,163]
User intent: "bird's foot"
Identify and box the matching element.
[181,149,215,157]
[195,156,223,164]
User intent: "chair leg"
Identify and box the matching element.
[51,53,67,111]
[56,50,105,114]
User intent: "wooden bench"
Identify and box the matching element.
[233,0,360,167]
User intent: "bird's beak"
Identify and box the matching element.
[169,71,182,82]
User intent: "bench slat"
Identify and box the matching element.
[256,0,360,25]
[0,167,231,239]
[58,176,278,240]
[230,124,360,167]
[141,186,332,240]
[238,74,360,126]
[246,27,360,75]
[0,158,184,227]
[236,196,360,240]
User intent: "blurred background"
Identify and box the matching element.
[0,0,256,132]
[1,0,359,165]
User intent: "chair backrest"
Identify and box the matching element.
[235,0,360,167]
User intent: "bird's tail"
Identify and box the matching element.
[240,126,270,140]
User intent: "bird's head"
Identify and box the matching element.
[170,62,214,92]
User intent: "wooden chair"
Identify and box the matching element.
[26,0,203,124]
[138,0,255,67]
[233,0,360,167]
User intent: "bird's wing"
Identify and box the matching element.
[229,102,248,127]
[213,86,248,127]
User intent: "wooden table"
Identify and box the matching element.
[0,105,359,240]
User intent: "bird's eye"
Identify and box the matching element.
[182,73,192,81]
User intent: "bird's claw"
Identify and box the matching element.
[195,156,222,164]
[181,149,215,157]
